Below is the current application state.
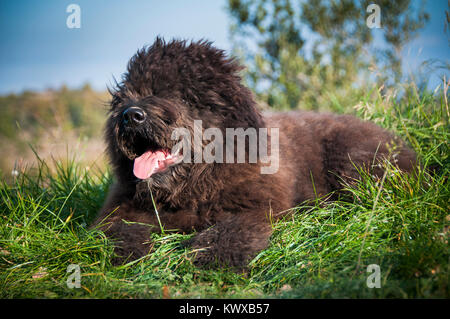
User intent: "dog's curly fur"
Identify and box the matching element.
[91,38,417,269]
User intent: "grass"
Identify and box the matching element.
[0,83,448,298]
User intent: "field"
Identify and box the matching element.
[0,82,448,298]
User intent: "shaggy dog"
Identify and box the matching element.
[92,38,416,268]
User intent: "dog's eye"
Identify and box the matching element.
[162,107,178,125]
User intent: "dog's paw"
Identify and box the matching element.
[184,228,248,271]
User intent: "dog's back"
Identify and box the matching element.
[264,111,417,207]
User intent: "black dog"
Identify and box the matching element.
[91,38,416,269]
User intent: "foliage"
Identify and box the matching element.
[0,85,109,178]
[227,0,430,110]
[0,82,448,298]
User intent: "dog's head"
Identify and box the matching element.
[105,38,263,187]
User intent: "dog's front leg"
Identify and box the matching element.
[185,213,273,270]
[91,203,162,265]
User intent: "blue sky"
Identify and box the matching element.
[0,0,448,94]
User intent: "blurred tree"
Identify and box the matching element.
[0,86,110,174]
[227,0,429,110]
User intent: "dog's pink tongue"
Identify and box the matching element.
[133,150,167,179]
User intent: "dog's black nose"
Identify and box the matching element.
[122,107,146,125]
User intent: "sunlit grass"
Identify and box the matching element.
[0,82,448,298]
